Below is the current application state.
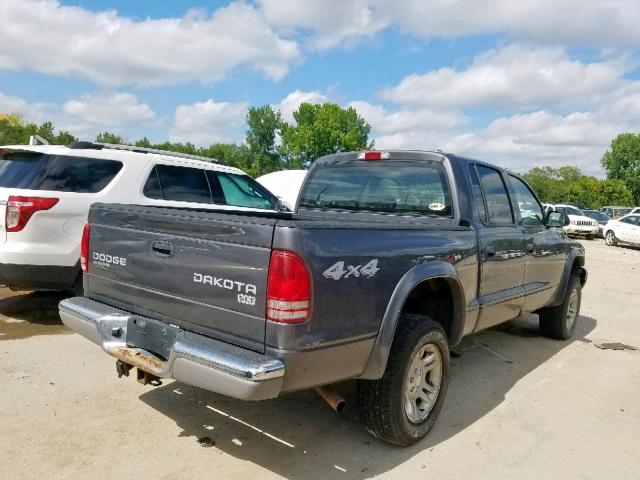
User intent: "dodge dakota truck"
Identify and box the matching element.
[60,150,586,446]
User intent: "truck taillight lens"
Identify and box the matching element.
[266,250,311,323]
[5,196,59,232]
[80,223,91,273]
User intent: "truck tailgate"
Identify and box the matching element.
[85,204,277,353]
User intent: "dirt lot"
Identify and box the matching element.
[1,239,639,480]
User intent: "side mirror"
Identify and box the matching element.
[546,211,569,227]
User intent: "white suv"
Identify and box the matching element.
[551,204,599,239]
[0,141,281,292]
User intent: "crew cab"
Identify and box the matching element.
[60,150,586,446]
[0,141,280,292]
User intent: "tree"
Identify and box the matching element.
[523,165,634,209]
[279,102,372,169]
[601,133,640,204]
[0,115,76,145]
[244,105,283,176]
[96,132,125,144]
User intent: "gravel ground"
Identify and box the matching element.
[1,239,639,479]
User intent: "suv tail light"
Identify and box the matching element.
[80,223,91,273]
[266,250,311,323]
[5,196,59,232]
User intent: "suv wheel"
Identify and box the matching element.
[605,231,618,246]
[539,274,581,340]
[357,314,450,446]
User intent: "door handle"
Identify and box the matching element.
[151,240,174,257]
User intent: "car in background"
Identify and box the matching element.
[600,206,633,219]
[549,204,599,239]
[581,209,610,237]
[0,141,280,292]
[256,169,307,211]
[603,214,640,247]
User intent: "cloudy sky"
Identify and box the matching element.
[1,0,639,175]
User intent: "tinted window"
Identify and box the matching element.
[0,150,122,193]
[468,166,487,222]
[39,157,122,193]
[215,172,279,210]
[476,165,513,224]
[509,175,543,227]
[621,216,639,225]
[143,169,163,199]
[299,162,452,216]
[153,165,212,204]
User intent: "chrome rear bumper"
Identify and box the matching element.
[59,297,285,400]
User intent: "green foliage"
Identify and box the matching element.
[279,103,372,169]
[1,101,373,177]
[95,131,125,144]
[601,133,640,204]
[244,105,283,176]
[0,115,77,145]
[523,165,634,209]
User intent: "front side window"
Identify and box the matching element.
[213,172,279,210]
[0,150,122,193]
[476,165,513,225]
[299,161,452,216]
[509,175,544,227]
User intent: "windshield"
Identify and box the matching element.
[557,206,583,216]
[299,161,453,216]
[583,211,609,222]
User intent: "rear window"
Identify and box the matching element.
[299,161,452,216]
[0,150,122,193]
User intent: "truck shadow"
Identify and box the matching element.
[0,289,71,340]
[140,314,596,479]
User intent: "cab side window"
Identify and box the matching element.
[476,165,514,225]
[508,175,544,227]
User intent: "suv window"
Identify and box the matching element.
[299,161,452,216]
[620,216,638,225]
[0,150,122,193]
[211,172,278,210]
[508,175,543,227]
[476,165,513,224]
[147,165,212,204]
[143,164,280,210]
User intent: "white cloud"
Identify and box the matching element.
[258,0,388,50]
[0,0,300,86]
[276,90,328,122]
[63,93,155,127]
[0,90,156,139]
[381,44,626,109]
[348,100,466,150]
[259,0,640,49]
[169,99,248,145]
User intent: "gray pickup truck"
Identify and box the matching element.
[60,150,586,446]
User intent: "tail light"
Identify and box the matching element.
[5,196,59,232]
[80,223,91,273]
[266,250,311,323]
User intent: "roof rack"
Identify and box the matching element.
[67,141,219,164]
[29,135,49,146]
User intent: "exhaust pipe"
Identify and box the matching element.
[315,385,346,413]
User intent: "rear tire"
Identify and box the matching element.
[605,231,618,246]
[357,314,450,446]
[539,274,581,340]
